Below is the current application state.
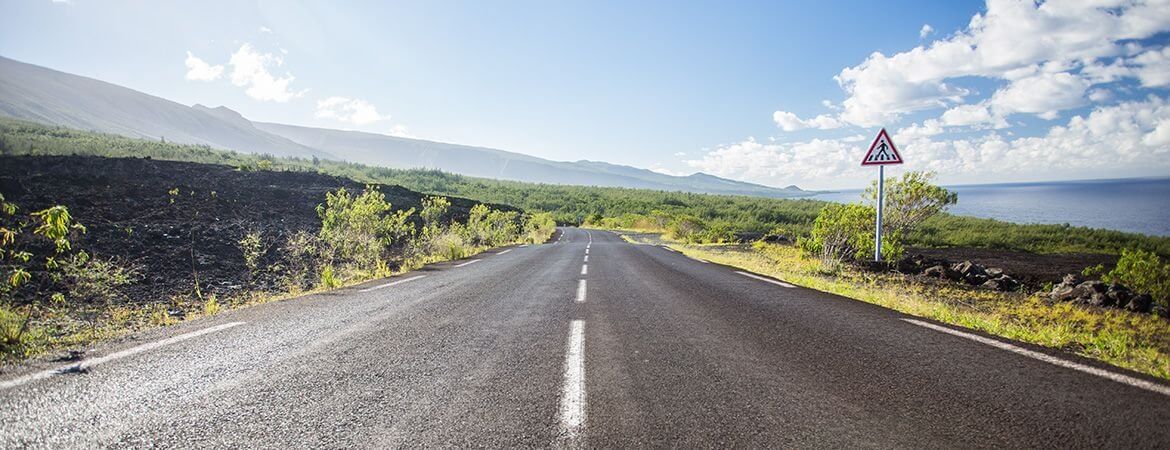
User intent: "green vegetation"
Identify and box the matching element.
[3,117,1167,257]
[1098,249,1170,309]
[798,171,956,263]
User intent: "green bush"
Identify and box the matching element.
[316,186,416,279]
[799,203,882,262]
[1103,249,1170,307]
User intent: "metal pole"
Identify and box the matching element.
[875,165,884,262]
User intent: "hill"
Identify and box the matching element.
[0,55,805,198]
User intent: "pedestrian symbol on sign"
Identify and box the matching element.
[861,129,903,166]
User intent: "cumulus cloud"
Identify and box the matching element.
[229,43,305,102]
[919,24,934,39]
[772,110,843,131]
[184,51,224,81]
[830,0,1170,126]
[691,97,1170,188]
[315,96,392,125]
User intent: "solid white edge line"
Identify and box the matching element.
[359,275,427,292]
[575,279,587,303]
[0,321,246,391]
[559,320,587,438]
[581,264,588,275]
[903,318,1170,397]
[520,244,529,248]
[454,259,482,268]
[497,249,512,255]
[736,270,796,288]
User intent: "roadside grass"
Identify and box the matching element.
[620,233,1170,380]
[0,238,536,365]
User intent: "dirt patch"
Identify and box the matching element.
[906,247,1117,288]
[0,155,505,303]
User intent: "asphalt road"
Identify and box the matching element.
[2,228,1168,448]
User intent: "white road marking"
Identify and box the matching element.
[520,244,529,248]
[454,259,481,268]
[583,255,589,263]
[580,264,588,275]
[585,248,590,255]
[692,257,710,264]
[497,249,512,255]
[360,275,427,292]
[904,318,1170,397]
[0,321,246,391]
[575,279,587,303]
[559,320,587,438]
[736,271,796,288]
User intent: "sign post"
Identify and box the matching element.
[860,128,903,262]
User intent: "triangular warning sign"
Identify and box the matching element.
[861,128,903,166]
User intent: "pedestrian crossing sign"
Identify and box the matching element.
[861,128,903,166]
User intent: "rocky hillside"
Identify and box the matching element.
[0,155,499,302]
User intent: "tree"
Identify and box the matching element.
[864,171,957,236]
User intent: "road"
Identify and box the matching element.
[2,228,1168,448]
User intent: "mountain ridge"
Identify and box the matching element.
[0,55,806,198]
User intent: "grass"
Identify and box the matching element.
[618,233,1170,380]
[0,235,543,365]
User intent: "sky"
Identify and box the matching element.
[1,0,1169,190]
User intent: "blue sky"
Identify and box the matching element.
[2,0,1168,189]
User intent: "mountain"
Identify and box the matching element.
[0,56,329,159]
[256,122,805,197]
[0,55,804,197]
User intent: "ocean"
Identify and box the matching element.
[810,177,1170,237]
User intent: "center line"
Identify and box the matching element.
[0,321,246,391]
[583,255,589,263]
[559,320,587,439]
[455,259,481,268]
[575,279,587,303]
[580,264,588,275]
[736,271,796,288]
[585,248,589,255]
[904,318,1170,397]
[360,275,427,292]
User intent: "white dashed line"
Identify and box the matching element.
[559,320,587,439]
[520,244,529,248]
[585,248,589,255]
[904,318,1170,397]
[497,249,512,255]
[0,322,246,391]
[583,255,589,263]
[736,271,796,288]
[580,264,588,275]
[575,279,587,303]
[360,275,427,292]
[454,259,481,268]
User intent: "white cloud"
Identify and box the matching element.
[315,96,392,125]
[989,71,1089,120]
[184,51,224,81]
[919,24,934,39]
[1133,47,1170,87]
[259,26,273,34]
[772,110,843,131]
[831,0,1170,127]
[229,43,305,102]
[940,103,998,127]
[692,96,1170,188]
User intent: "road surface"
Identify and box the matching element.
[2,228,1168,448]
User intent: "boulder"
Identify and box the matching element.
[1061,273,1083,286]
[1087,292,1114,307]
[1072,280,1107,298]
[1106,284,1133,309]
[924,264,963,281]
[985,267,1005,278]
[1050,284,1079,302]
[951,261,987,278]
[1125,294,1153,313]
[984,275,1020,292]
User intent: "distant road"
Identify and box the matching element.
[2,228,1168,447]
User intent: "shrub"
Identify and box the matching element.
[238,230,265,279]
[203,294,221,316]
[0,305,44,359]
[864,171,957,237]
[316,187,416,279]
[280,230,318,293]
[523,212,557,243]
[666,215,706,243]
[50,251,139,307]
[1103,248,1170,307]
[799,203,879,262]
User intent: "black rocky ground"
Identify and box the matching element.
[0,155,503,304]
